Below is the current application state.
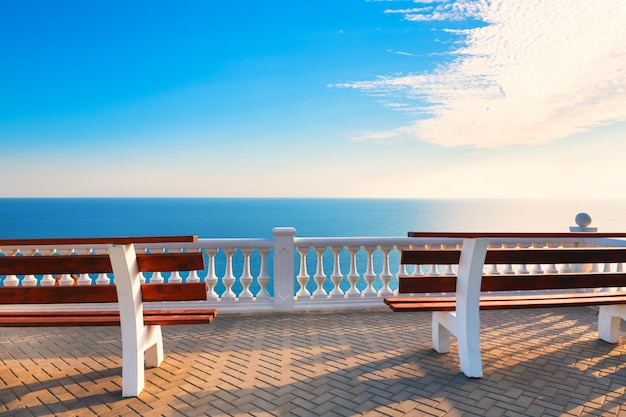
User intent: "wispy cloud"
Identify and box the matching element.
[340,0,626,148]
[386,48,416,57]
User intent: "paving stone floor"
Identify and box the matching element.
[1,307,626,417]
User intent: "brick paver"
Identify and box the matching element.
[1,307,626,416]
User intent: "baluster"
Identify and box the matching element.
[75,248,93,285]
[3,250,21,286]
[395,245,411,278]
[312,246,328,299]
[17,248,38,286]
[204,248,219,300]
[186,268,200,283]
[167,248,183,283]
[296,247,312,299]
[559,263,572,273]
[93,247,112,284]
[221,248,237,301]
[488,243,500,274]
[442,243,456,275]
[97,272,113,285]
[426,244,439,276]
[169,270,183,283]
[345,246,361,297]
[618,262,625,291]
[545,241,559,273]
[529,242,544,274]
[239,248,254,301]
[559,240,573,273]
[39,247,57,286]
[379,245,393,297]
[185,248,202,283]
[3,274,19,286]
[362,246,377,297]
[502,243,515,274]
[58,273,76,285]
[76,273,92,285]
[57,248,77,286]
[329,246,345,298]
[516,243,530,274]
[256,248,271,300]
[149,247,165,284]
[22,273,38,286]
[40,274,55,286]
[150,271,164,284]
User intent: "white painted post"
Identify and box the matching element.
[273,227,296,311]
[570,212,597,273]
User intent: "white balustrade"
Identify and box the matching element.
[2,212,625,314]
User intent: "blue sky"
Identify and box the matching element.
[1,0,625,198]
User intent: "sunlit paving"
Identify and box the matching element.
[2,308,626,416]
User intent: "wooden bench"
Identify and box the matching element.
[384,234,626,378]
[0,236,217,397]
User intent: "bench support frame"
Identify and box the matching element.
[110,244,166,397]
[431,238,488,378]
[599,305,626,344]
[428,238,626,378]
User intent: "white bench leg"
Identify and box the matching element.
[456,313,483,378]
[432,311,451,353]
[144,325,164,368]
[598,305,625,343]
[121,334,145,397]
[433,310,483,377]
[120,324,163,396]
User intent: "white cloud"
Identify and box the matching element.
[341,0,626,148]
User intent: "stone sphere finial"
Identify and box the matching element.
[570,212,597,232]
[575,212,592,228]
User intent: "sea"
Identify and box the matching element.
[1,198,625,239]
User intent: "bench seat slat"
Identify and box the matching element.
[0,309,217,327]
[386,293,626,312]
[0,315,122,326]
[143,314,216,326]
[387,291,626,304]
[398,273,626,294]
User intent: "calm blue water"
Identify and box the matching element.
[1,198,625,239]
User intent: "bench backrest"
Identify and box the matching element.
[399,244,626,293]
[0,247,206,304]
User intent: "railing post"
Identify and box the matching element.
[569,212,597,233]
[273,227,297,311]
[570,212,597,273]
